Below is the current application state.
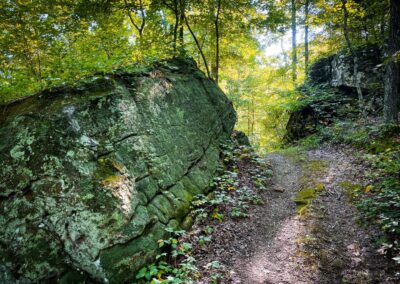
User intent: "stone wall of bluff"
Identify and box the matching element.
[308,45,383,92]
[0,59,236,283]
[285,45,384,141]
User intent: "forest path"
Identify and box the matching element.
[198,145,395,283]
[231,152,312,284]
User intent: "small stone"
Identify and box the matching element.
[274,187,285,193]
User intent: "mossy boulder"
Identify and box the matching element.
[0,58,236,283]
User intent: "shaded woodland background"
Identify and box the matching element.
[0,0,398,149]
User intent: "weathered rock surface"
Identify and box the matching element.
[308,45,383,93]
[0,58,236,283]
[286,45,384,141]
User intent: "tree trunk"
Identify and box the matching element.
[124,0,145,39]
[251,93,255,137]
[380,14,386,36]
[341,0,364,109]
[384,0,400,123]
[363,22,369,43]
[215,0,221,84]
[247,103,250,136]
[305,0,310,74]
[179,0,185,47]
[172,0,179,54]
[183,11,211,79]
[138,0,145,36]
[291,0,297,83]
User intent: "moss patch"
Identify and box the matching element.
[294,183,325,216]
[302,160,328,174]
[275,146,307,163]
[339,181,364,201]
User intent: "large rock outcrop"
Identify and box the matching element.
[0,58,236,283]
[286,45,384,141]
[308,45,383,93]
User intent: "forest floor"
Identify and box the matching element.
[193,144,397,283]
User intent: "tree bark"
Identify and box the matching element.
[179,0,185,47]
[183,11,211,79]
[291,0,297,83]
[215,0,221,84]
[251,93,255,137]
[304,0,310,74]
[247,103,250,136]
[341,0,364,109]
[381,14,386,35]
[124,0,145,38]
[384,0,400,123]
[172,0,179,54]
[138,0,145,36]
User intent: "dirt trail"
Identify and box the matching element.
[196,146,396,283]
[301,147,395,284]
[231,153,315,284]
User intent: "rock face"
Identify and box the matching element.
[285,104,319,141]
[286,45,384,141]
[0,58,236,283]
[308,45,383,93]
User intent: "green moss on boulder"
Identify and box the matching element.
[0,58,236,283]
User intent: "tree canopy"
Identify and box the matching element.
[0,0,397,146]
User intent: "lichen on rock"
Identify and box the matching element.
[285,45,385,142]
[0,58,236,283]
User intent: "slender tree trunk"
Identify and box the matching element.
[381,14,386,36]
[183,12,211,78]
[291,0,297,83]
[305,0,310,74]
[363,22,369,43]
[138,0,145,36]
[179,0,185,47]
[172,0,179,54]
[384,0,400,123]
[215,0,221,84]
[36,50,42,81]
[124,0,145,38]
[342,0,364,109]
[251,94,255,137]
[247,103,250,136]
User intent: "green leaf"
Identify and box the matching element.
[136,267,147,279]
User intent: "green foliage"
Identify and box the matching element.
[288,81,399,259]
[229,63,298,151]
[297,134,323,150]
[1,0,391,154]
[134,139,272,282]
[356,134,400,259]
[310,0,388,52]
[191,142,271,224]
[0,0,266,103]
[307,117,400,259]
[135,228,199,283]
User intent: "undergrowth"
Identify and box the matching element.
[300,118,400,263]
[134,139,272,283]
